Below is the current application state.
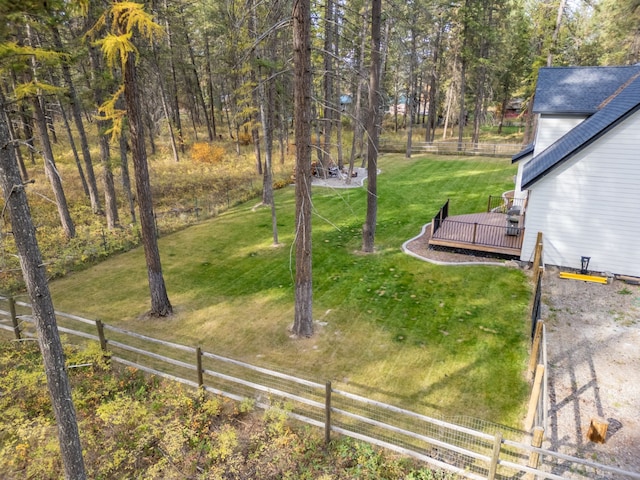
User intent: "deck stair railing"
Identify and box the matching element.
[430,199,449,236]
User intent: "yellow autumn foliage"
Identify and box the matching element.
[190,143,226,164]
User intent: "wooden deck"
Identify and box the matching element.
[428,212,524,256]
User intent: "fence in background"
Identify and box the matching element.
[1,294,638,480]
[379,141,523,157]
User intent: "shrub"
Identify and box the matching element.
[191,142,226,164]
[237,129,252,145]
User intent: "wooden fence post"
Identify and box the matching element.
[488,432,502,480]
[524,426,544,480]
[525,364,545,431]
[527,321,544,381]
[9,297,20,340]
[95,319,107,352]
[325,381,332,445]
[196,347,204,388]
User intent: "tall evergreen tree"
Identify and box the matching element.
[92,2,173,317]
[292,0,313,337]
[0,101,86,480]
[362,0,382,253]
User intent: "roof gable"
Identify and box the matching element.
[523,73,640,189]
[533,66,640,115]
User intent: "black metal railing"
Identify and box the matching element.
[432,219,524,251]
[430,199,449,236]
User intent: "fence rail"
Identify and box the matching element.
[379,141,523,157]
[1,295,638,480]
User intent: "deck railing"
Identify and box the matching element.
[432,219,524,251]
[430,199,449,236]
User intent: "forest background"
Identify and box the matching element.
[1,0,639,295]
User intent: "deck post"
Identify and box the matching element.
[325,381,332,444]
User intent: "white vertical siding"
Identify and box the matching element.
[521,111,640,277]
[534,115,586,154]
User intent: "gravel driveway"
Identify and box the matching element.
[542,267,640,474]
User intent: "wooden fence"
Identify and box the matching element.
[524,232,547,457]
[1,295,638,480]
[379,141,523,158]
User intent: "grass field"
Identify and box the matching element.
[48,153,531,427]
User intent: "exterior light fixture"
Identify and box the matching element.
[581,256,591,274]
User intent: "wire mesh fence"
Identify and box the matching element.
[1,296,639,480]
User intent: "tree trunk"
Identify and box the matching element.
[204,36,218,140]
[458,2,470,150]
[181,10,214,141]
[334,3,343,169]
[163,0,184,152]
[58,100,89,197]
[547,0,567,67]
[471,2,493,146]
[32,97,76,239]
[292,0,313,338]
[0,91,29,181]
[19,101,36,164]
[0,106,86,480]
[44,99,57,144]
[260,73,278,245]
[119,125,136,224]
[88,45,119,229]
[153,42,180,162]
[124,51,172,317]
[348,9,368,178]
[145,110,157,156]
[426,22,443,143]
[99,134,120,230]
[52,24,101,214]
[362,0,381,253]
[322,0,334,169]
[406,27,416,159]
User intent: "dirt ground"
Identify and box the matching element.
[403,229,640,474]
[542,267,640,474]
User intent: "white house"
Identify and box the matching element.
[514,65,640,277]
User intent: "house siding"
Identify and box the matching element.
[534,115,586,154]
[521,110,640,277]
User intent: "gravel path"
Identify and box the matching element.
[542,267,640,474]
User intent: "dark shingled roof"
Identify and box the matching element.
[511,143,534,164]
[533,66,640,115]
[523,72,640,189]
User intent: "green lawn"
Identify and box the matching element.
[49,154,531,427]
